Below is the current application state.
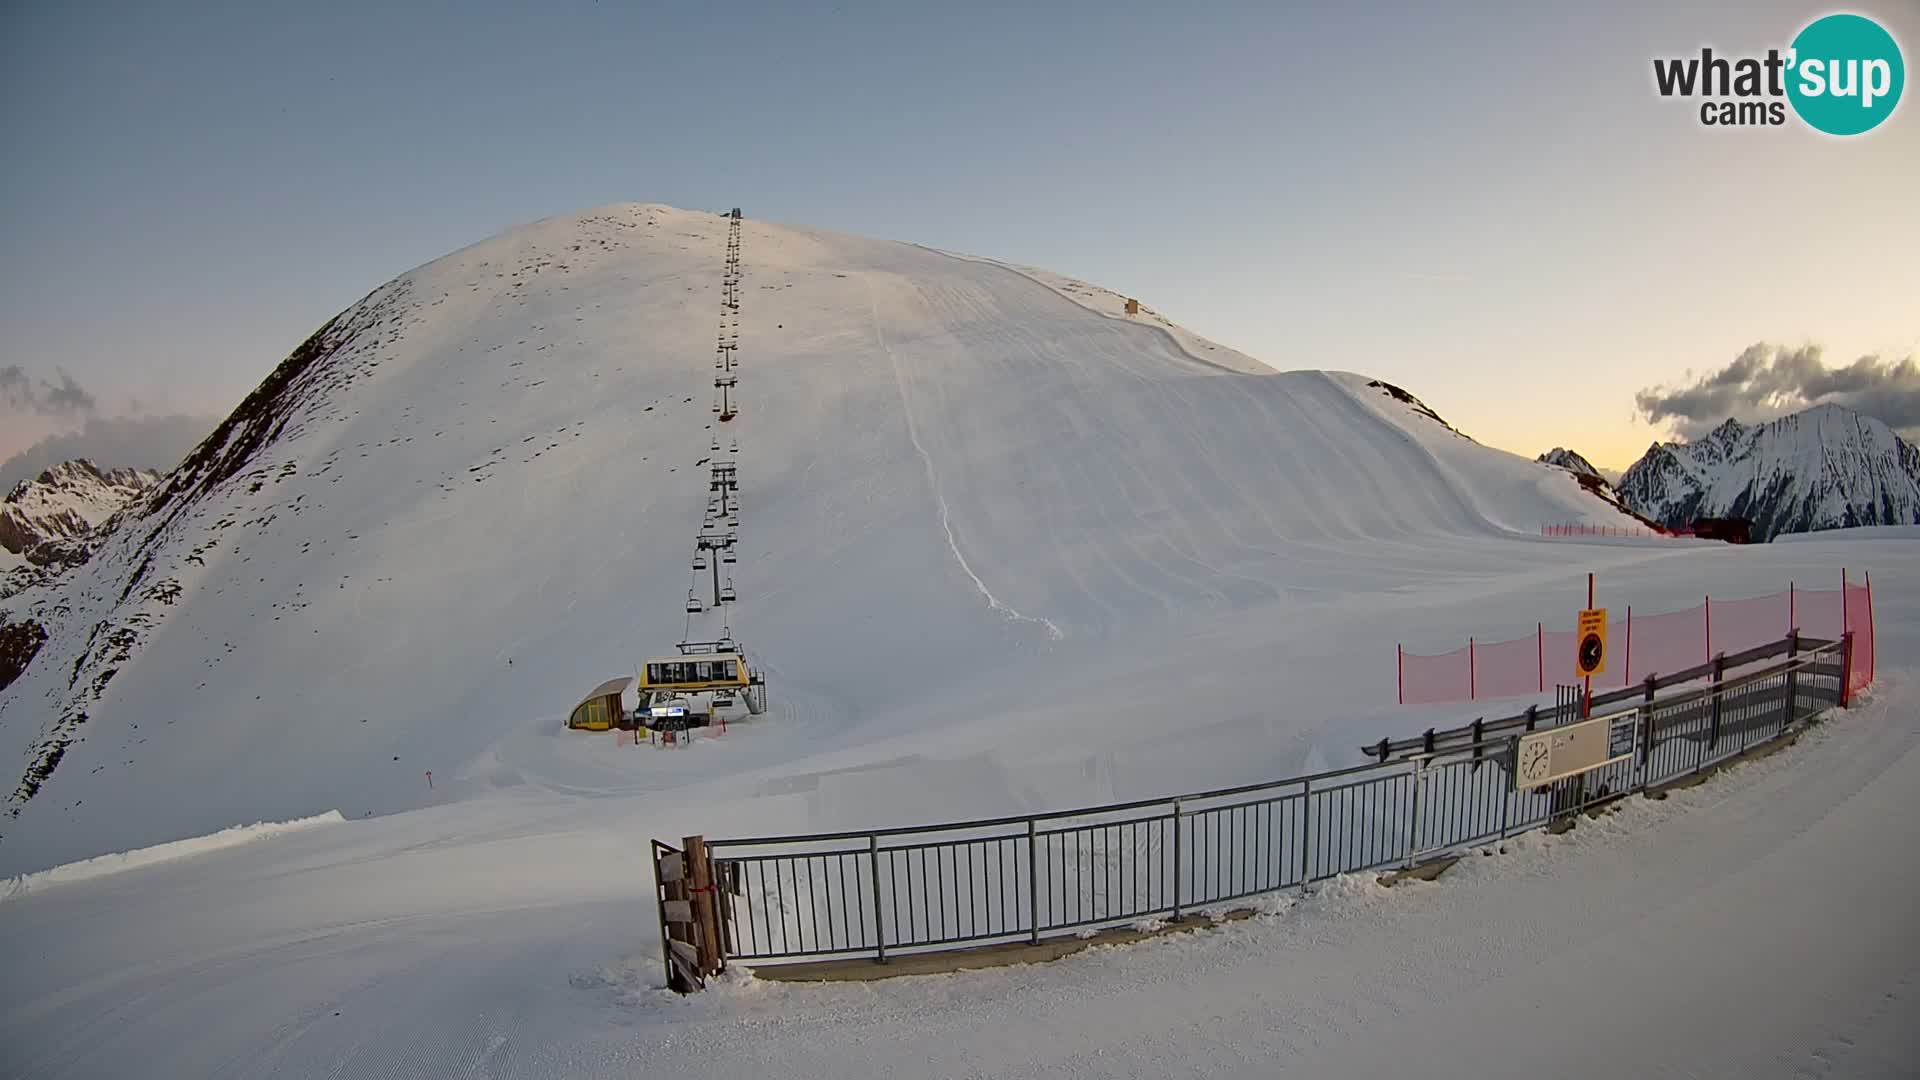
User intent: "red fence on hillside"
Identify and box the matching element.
[1540,522,1673,539]
[1399,571,1876,705]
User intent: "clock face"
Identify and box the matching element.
[1519,740,1551,783]
[1579,633,1604,675]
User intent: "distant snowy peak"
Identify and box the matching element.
[1537,447,1603,480]
[1617,405,1920,541]
[0,460,162,559]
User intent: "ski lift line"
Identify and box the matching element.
[668,207,754,674]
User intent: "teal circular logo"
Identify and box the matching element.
[1787,14,1905,135]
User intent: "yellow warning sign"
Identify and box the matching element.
[1576,607,1607,677]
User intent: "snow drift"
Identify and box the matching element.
[0,809,344,902]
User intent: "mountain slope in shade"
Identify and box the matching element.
[0,203,1650,874]
[1617,405,1920,541]
[0,460,162,560]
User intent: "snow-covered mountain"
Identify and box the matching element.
[1617,405,1920,541]
[0,460,161,562]
[0,203,1652,874]
[1537,447,1602,480]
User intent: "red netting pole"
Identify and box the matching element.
[1789,581,1796,634]
[1866,570,1876,685]
[1624,605,1632,683]
[1470,637,1476,700]
[1537,621,1544,692]
[1585,573,1594,718]
[1397,643,1403,705]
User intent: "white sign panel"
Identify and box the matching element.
[1514,711,1637,790]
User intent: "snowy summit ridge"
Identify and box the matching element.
[1617,404,1920,541]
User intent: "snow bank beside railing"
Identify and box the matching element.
[0,810,346,902]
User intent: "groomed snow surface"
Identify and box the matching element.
[1,565,1912,1078]
[0,205,1913,1076]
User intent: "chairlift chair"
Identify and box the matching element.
[719,580,737,603]
[721,548,737,565]
[693,552,708,571]
[685,591,704,614]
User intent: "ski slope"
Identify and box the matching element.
[2,204,1647,876]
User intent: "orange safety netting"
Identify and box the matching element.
[1398,573,1876,705]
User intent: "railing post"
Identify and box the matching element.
[1706,653,1725,756]
[1782,630,1799,732]
[1170,799,1184,921]
[1299,779,1313,891]
[1498,737,1515,838]
[1406,759,1423,869]
[869,833,887,964]
[1026,817,1040,944]
[1639,676,1657,771]
[1839,631,1854,707]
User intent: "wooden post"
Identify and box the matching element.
[653,843,679,992]
[684,835,722,977]
[655,842,698,992]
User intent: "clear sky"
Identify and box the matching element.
[3,0,1915,474]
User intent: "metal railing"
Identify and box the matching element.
[1373,630,1828,761]
[693,635,1849,968]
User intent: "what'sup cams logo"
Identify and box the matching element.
[1654,12,1904,134]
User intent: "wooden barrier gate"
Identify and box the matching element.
[652,836,725,992]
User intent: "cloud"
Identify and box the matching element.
[1635,343,1920,440]
[0,414,218,491]
[0,365,98,418]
